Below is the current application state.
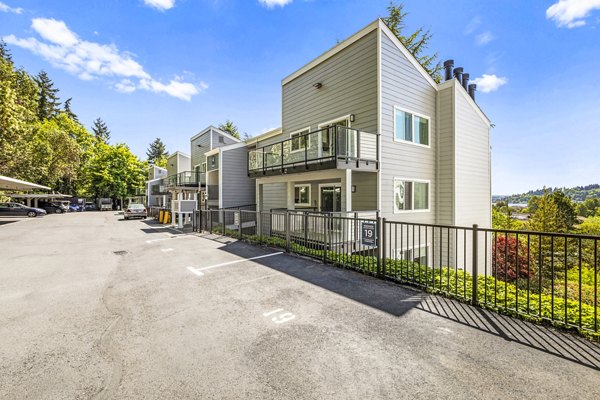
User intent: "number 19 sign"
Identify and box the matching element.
[361,222,377,247]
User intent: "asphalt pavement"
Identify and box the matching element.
[1,212,599,399]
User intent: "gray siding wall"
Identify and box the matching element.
[166,155,178,177]
[437,85,454,225]
[379,30,437,224]
[261,183,288,211]
[213,130,238,149]
[351,171,377,210]
[282,29,378,135]
[454,85,491,228]
[293,178,342,211]
[190,132,211,170]
[221,147,255,209]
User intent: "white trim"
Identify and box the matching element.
[318,183,342,212]
[392,105,431,148]
[393,177,431,213]
[377,28,382,214]
[317,114,353,129]
[282,20,379,85]
[205,148,220,157]
[293,184,311,207]
[220,142,248,152]
[190,125,241,144]
[289,127,311,153]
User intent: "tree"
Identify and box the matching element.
[551,190,577,230]
[63,98,78,122]
[576,198,600,217]
[528,190,561,233]
[34,70,61,120]
[382,2,442,82]
[0,40,13,64]
[146,138,169,167]
[218,120,240,140]
[92,118,111,143]
[492,235,535,283]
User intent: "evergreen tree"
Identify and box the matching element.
[92,117,111,143]
[63,97,78,122]
[382,2,442,83]
[34,70,61,120]
[218,120,240,140]
[0,40,13,64]
[146,137,169,167]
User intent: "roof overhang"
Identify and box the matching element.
[246,127,283,146]
[6,193,70,199]
[0,175,51,191]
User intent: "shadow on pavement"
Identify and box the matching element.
[196,233,600,372]
[0,220,19,226]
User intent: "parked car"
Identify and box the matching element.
[39,201,67,214]
[124,203,147,220]
[68,204,82,212]
[0,202,47,217]
[84,202,97,211]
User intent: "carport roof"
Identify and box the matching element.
[0,175,51,191]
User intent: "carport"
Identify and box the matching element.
[0,175,52,207]
[5,193,71,208]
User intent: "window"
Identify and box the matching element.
[394,107,430,146]
[394,179,429,212]
[290,129,310,152]
[294,184,311,206]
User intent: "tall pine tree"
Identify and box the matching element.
[92,118,111,143]
[34,70,61,120]
[63,98,78,122]
[218,120,240,140]
[146,138,169,167]
[383,2,442,83]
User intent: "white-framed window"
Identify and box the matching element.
[290,128,311,153]
[294,184,311,206]
[393,178,430,212]
[394,106,430,147]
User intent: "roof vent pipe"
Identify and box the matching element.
[453,67,463,85]
[468,84,476,101]
[443,60,454,81]
[462,73,470,91]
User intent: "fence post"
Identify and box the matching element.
[285,211,291,253]
[382,217,387,277]
[221,209,225,235]
[376,216,382,277]
[258,210,262,243]
[472,224,479,306]
[238,211,243,240]
[323,214,328,264]
[209,210,212,234]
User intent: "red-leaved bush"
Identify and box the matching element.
[492,235,535,282]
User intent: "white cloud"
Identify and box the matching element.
[471,74,508,93]
[464,16,481,35]
[546,0,600,28]
[475,31,494,46]
[259,0,293,8]
[143,0,175,11]
[4,18,206,101]
[0,1,23,14]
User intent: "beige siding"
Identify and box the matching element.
[351,171,377,210]
[282,29,378,135]
[379,30,437,224]
[261,183,287,211]
[454,85,491,228]
[437,85,454,225]
[190,132,211,169]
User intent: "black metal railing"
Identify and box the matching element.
[191,209,600,340]
[165,171,205,188]
[248,125,379,176]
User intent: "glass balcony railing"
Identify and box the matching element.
[164,171,205,188]
[248,125,379,176]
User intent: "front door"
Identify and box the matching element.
[320,185,342,213]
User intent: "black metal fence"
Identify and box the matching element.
[190,209,599,339]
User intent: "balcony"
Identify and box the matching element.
[248,125,379,178]
[164,171,205,189]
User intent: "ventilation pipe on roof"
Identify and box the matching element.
[462,73,470,91]
[453,67,464,85]
[468,84,477,101]
[443,60,454,81]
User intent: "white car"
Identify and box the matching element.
[123,204,147,220]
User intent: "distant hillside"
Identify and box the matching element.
[496,184,600,204]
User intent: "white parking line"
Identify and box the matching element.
[186,252,283,277]
[146,235,188,244]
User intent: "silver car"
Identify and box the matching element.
[123,203,147,220]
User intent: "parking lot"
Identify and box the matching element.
[1,212,600,399]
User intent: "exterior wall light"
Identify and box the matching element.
[313,82,322,89]
[350,114,355,123]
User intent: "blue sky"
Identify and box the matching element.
[1,0,600,195]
